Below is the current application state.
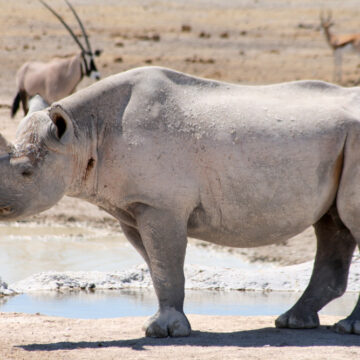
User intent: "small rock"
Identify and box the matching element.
[181,25,192,32]
[199,31,211,39]
[114,57,123,63]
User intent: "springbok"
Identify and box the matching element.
[11,0,102,118]
[320,11,360,83]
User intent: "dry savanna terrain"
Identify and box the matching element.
[0,0,360,359]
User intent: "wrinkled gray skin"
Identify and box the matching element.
[1,66,360,337]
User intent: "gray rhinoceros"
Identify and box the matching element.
[0,66,360,337]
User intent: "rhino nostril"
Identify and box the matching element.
[0,206,12,215]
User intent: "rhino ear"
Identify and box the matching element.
[0,134,14,154]
[49,104,74,144]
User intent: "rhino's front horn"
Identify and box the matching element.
[0,134,14,154]
[28,95,49,115]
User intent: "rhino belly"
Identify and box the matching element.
[187,138,343,248]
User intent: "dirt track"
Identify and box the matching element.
[1,0,360,358]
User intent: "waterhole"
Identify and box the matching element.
[0,222,357,318]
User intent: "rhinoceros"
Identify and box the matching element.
[0,66,360,337]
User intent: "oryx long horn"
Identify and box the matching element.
[64,0,92,54]
[39,0,86,53]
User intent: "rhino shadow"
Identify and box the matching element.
[17,326,359,351]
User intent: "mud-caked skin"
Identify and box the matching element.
[1,66,360,337]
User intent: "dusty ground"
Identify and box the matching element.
[1,313,360,360]
[1,0,360,358]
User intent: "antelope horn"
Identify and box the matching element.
[39,0,86,53]
[64,0,93,54]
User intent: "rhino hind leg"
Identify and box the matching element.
[276,207,356,330]
[121,204,191,338]
[331,126,360,334]
[333,296,360,334]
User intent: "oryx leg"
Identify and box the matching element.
[335,125,360,334]
[276,207,356,329]
[124,204,191,338]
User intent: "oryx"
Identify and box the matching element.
[11,0,102,118]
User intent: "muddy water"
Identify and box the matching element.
[0,289,357,319]
[0,222,261,284]
[0,223,143,283]
[0,222,357,318]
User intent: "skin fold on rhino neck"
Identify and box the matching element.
[50,106,100,202]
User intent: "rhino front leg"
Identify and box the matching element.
[130,204,191,338]
[120,222,151,266]
[276,208,356,329]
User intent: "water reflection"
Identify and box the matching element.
[0,289,357,318]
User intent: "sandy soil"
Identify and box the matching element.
[1,0,360,358]
[1,313,360,360]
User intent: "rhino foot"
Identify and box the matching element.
[142,308,191,338]
[332,318,360,335]
[275,311,319,329]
